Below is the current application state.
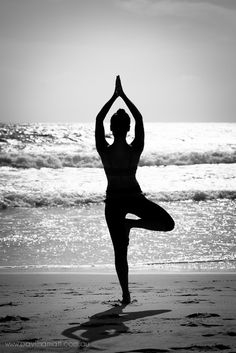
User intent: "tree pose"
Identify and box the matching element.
[95,76,175,304]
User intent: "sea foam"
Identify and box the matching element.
[0,164,235,208]
[0,150,236,169]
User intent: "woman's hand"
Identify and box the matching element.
[115,75,124,97]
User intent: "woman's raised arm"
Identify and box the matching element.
[116,76,144,151]
[95,82,118,154]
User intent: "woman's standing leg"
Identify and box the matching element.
[105,201,131,303]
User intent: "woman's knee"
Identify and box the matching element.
[164,216,175,232]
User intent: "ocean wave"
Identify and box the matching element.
[1,190,235,209]
[0,152,101,169]
[1,150,236,169]
[1,122,236,168]
[140,150,236,166]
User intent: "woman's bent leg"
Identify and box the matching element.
[126,196,175,232]
[105,202,130,303]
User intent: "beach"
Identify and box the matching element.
[0,273,236,352]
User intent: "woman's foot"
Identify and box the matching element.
[125,219,132,240]
[122,292,131,304]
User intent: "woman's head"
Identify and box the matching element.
[110,109,130,137]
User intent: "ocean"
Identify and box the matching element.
[0,122,235,273]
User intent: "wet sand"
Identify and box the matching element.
[0,273,236,352]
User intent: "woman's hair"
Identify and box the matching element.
[110,109,130,133]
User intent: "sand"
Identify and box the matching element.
[0,272,236,353]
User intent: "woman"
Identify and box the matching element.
[95,76,175,304]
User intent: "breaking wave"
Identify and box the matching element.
[1,150,236,169]
[1,189,235,209]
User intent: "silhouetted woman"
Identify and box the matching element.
[95,76,175,304]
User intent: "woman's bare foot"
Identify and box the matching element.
[125,219,132,240]
[122,292,131,304]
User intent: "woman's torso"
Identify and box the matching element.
[100,142,142,197]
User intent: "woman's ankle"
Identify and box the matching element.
[122,291,131,304]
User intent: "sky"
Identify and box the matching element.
[0,0,236,123]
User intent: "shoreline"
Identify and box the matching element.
[0,270,236,275]
[1,259,235,275]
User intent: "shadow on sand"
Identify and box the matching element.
[62,303,171,350]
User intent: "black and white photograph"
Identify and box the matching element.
[0,0,235,352]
